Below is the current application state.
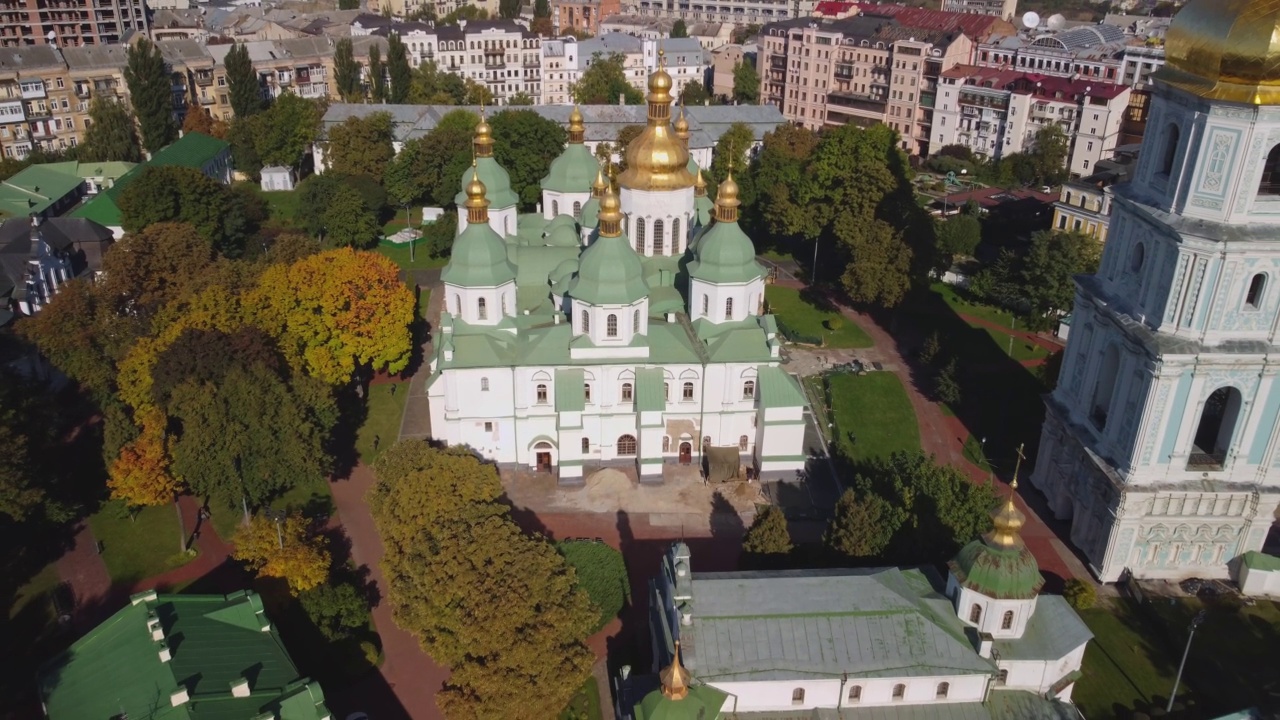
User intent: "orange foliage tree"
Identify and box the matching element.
[106,409,179,507]
[233,512,331,594]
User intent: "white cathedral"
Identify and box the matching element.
[1030,0,1280,582]
[426,57,809,483]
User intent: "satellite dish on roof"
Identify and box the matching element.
[46,30,56,41]
[1022,11,1040,29]
[1047,13,1066,30]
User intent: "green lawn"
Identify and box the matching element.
[765,285,873,349]
[371,237,449,271]
[258,189,302,228]
[358,382,410,464]
[979,326,1050,362]
[88,501,195,586]
[827,372,920,464]
[932,282,1017,327]
[560,676,603,720]
[9,563,60,621]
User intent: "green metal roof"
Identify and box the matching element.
[688,218,764,285]
[541,142,599,193]
[149,132,230,169]
[454,156,518,208]
[637,683,727,720]
[0,163,85,217]
[555,367,586,411]
[756,365,806,409]
[949,539,1044,600]
[635,367,665,412]
[695,319,772,363]
[581,197,601,228]
[568,233,649,306]
[1242,550,1280,572]
[991,596,1092,662]
[694,196,714,230]
[441,220,517,287]
[38,590,328,720]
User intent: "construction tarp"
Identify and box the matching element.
[704,446,742,483]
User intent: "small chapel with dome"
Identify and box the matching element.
[427,56,808,483]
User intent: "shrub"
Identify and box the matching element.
[559,540,630,632]
[1063,578,1096,610]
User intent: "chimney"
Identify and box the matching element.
[231,677,251,698]
[170,688,190,706]
[147,613,163,641]
[977,632,994,658]
[158,643,172,662]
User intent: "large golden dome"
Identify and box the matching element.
[1160,0,1280,104]
[618,51,696,192]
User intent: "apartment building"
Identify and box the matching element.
[623,0,815,27]
[553,0,620,35]
[710,43,745,97]
[600,13,676,38]
[1051,145,1135,242]
[540,33,705,105]
[931,66,1130,178]
[940,0,1016,22]
[0,0,147,48]
[0,47,87,159]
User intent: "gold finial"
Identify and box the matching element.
[715,171,740,223]
[694,166,707,196]
[568,104,585,143]
[474,105,494,158]
[591,164,608,197]
[464,164,489,223]
[660,640,691,701]
[598,182,622,237]
[674,103,690,142]
[987,444,1026,549]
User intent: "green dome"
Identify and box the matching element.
[581,197,602,228]
[637,685,728,720]
[441,221,516,288]
[949,540,1044,600]
[547,213,578,233]
[552,258,579,284]
[694,196,714,229]
[455,157,519,209]
[542,143,600,194]
[569,233,648,305]
[545,223,580,248]
[686,157,699,177]
[688,220,764,284]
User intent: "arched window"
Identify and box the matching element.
[1189,386,1243,470]
[501,295,508,316]
[791,688,805,705]
[582,310,590,333]
[1129,242,1145,272]
[1246,273,1267,308]
[848,685,862,702]
[1001,610,1014,630]
[743,380,755,399]
[553,199,560,216]
[1091,345,1120,430]
[683,381,695,400]
[892,684,906,701]
[1260,145,1280,196]
[664,382,670,399]
[617,434,637,455]
[936,682,949,699]
[969,604,982,624]
[635,217,646,253]
[454,294,461,315]
[621,382,633,401]
[477,297,487,320]
[606,314,618,337]
[481,377,490,391]
[653,218,664,255]
[701,295,709,316]
[572,200,582,220]
[582,437,590,452]
[725,297,734,320]
[584,384,592,402]
[633,309,640,333]
[672,218,681,253]
[996,669,1008,686]
[1160,123,1179,176]
[738,435,748,450]
[535,384,548,404]
[663,436,671,452]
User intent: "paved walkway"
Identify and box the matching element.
[400,268,443,442]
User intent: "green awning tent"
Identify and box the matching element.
[704,446,742,483]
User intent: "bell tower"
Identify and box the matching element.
[1029,0,1280,582]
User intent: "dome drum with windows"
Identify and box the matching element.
[1157,0,1280,105]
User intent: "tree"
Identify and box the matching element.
[98,222,214,321]
[1029,124,1070,187]
[530,15,553,35]
[572,52,644,104]
[934,357,962,406]
[251,249,416,384]
[437,4,487,24]
[338,0,358,8]
[838,217,913,307]
[918,330,942,366]
[386,33,412,104]
[300,582,369,640]
[463,79,494,106]
[233,512,331,594]
[709,121,755,195]
[323,186,381,249]
[368,43,387,103]
[325,113,395,179]
[408,59,468,104]
[508,91,535,105]
[393,109,477,207]
[741,505,792,566]
[293,174,344,236]
[0,378,43,521]
[334,39,363,102]
[117,167,252,257]
[181,102,215,136]
[225,43,265,118]
[611,124,645,172]
[750,123,818,240]
[680,79,710,106]
[558,540,629,632]
[534,0,550,15]
[733,60,761,104]
[499,0,520,18]
[79,98,141,163]
[125,37,177,153]
[16,279,128,403]
[1018,230,1099,329]
[422,212,457,257]
[825,489,897,560]
[936,214,982,265]
[671,18,688,37]
[252,93,324,168]
[491,109,568,209]
[227,117,263,176]
[106,409,178,508]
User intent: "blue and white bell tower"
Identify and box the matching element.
[1030,0,1280,582]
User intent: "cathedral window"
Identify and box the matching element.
[582,437,590,453]
[739,435,748,450]
[725,297,734,320]
[607,314,618,337]
[621,382,633,401]
[936,682,949,699]
[701,295,709,316]
[1260,145,1280,196]
[1246,273,1267,309]
[743,380,755,399]
[553,199,560,216]
[501,295,508,316]
[477,297,487,320]
[791,688,805,705]
[582,310,589,333]
[573,200,582,220]
[633,309,640,333]
[663,436,670,452]
[996,670,1008,686]
[481,377,490,391]
[672,218,681,253]
[535,384,548,404]
[664,382,670,399]
[892,684,906,701]
[584,384,592,402]
[683,382,695,400]
[1160,123,1179,176]
[617,434,637,455]
[1001,610,1014,630]
[454,294,461,315]
[848,685,862,702]
[1129,242,1145,272]
[969,604,982,624]
[653,218,664,255]
[635,217,646,253]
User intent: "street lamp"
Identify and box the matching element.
[1167,609,1208,713]
[264,507,287,550]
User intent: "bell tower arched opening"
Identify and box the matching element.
[1187,387,1243,471]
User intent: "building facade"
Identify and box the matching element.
[1029,0,1280,582]
[622,0,816,27]
[1051,146,1136,242]
[554,0,621,35]
[541,34,705,106]
[941,0,1016,21]
[0,0,146,48]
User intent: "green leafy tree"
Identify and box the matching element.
[571,52,643,104]
[1018,230,1099,329]
[680,79,710,106]
[16,279,131,405]
[293,174,346,236]
[422,212,457,257]
[825,489,898,561]
[741,505,793,568]
[934,357,962,406]
[386,33,412,104]
[125,37,177,153]
[325,112,396,178]
[227,117,262,175]
[534,0,550,15]
[98,222,214,322]
[508,91,535,105]
[749,123,818,240]
[558,540,629,632]
[709,121,755,199]
[936,214,982,265]
[368,43,387,103]
[252,93,325,168]
[499,0,520,18]
[437,4,487,24]
[79,98,141,163]
[0,378,43,521]
[491,109,568,209]
[334,39,363,102]
[463,79,494,105]
[384,110,476,208]
[918,330,942,367]
[299,582,370,640]
[225,43,265,118]
[612,124,645,172]
[671,19,688,37]
[408,59,468,104]
[338,0,358,8]
[323,185,381,249]
[117,167,255,258]
[1030,124,1070,187]
[733,60,761,104]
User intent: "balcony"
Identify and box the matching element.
[199,94,215,105]
[19,82,45,100]
[194,73,213,86]
[74,83,90,97]
[485,60,507,70]
[25,104,51,120]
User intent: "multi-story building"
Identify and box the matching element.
[541,33,705,106]
[623,0,816,27]
[0,0,147,48]
[931,66,1130,177]
[600,13,676,38]
[1051,145,1136,242]
[554,0,621,35]
[941,0,1016,21]
[0,46,86,159]
[1029,0,1280,583]
[710,44,745,98]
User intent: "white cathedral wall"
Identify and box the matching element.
[443,283,517,327]
[689,278,766,324]
[707,674,988,712]
[620,186,696,256]
[999,644,1086,698]
[544,190,591,221]
[949,582,1037,639]
[457,205,518,238]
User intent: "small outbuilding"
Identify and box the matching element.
[260,165,296,192]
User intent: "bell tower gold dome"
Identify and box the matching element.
[618,51,696,192]
[1159,0,1280,104]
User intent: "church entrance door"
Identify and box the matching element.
[536,452,552,471]
[679,442,692,465]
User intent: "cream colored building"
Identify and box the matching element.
[710,44,744,99]
[541,34,706,106]
[0,47,91,159]
[941,0,1017,22]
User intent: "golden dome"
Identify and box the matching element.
[598,184,623,236]
[674,105,690,142]
[591,166,608,196]
[618,56,695,192]
[660,641,691,701]
[568,104,585,143]
[987,479,1027,549]
[474,115,495,157]
[694,166,707,196]
[465,168,487,206]
[714,172,741,223]
[1160,0,1280,105]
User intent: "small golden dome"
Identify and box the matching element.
[569,104,584,125]
[1160,0,1280,104]
[592,166,608,195]
[694,166,707,196]
[598,184,623,236]
[674,105,690,141]
[568,104,586,142]
[474,116,494,157]
[717,173,740,205]
[465,167,487,207]
[660,641,691,701]
[987,479,1027,549]
[600,186,621,214]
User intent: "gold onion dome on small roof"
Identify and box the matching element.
[591,166,608,196]
[674,105,690,141]
[1160,0,1280,105]
[694,167,708,196]
[597,183,623,236]
[987,478,1027,549]
[465,166,487,208]
[714,172,741,223]
[618,50,696,192]
[568,104,586,142]
[473,113,494,157]
[660,641,691,701]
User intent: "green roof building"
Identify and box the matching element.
[38,590,330,720]
[0,161,136,219]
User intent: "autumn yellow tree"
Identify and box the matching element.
[106,409,178,507]
[250,249,415,385]
[233,512,331,594]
